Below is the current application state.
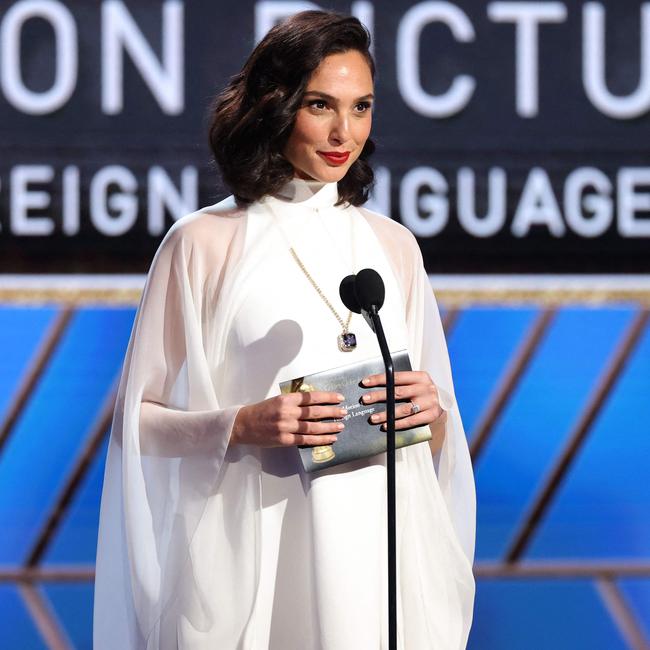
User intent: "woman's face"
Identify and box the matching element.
[283,50,374,183]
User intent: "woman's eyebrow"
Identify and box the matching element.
[303,90,375,102]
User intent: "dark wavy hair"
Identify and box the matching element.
[208,11,376,206]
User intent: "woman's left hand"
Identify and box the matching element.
[360,370,444,430]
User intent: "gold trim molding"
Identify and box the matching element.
[2,287,650,306]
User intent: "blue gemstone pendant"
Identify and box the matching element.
[338,331,357,352]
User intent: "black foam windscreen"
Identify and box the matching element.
[354,268,385,311]
[339,274,361,313]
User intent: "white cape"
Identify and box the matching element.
[94,179,476,649]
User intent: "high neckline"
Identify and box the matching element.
[263,177,340,210]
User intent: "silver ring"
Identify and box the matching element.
[410,401,421,415]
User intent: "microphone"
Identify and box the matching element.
[339,268,397,650]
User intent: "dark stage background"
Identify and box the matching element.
[1,0,649,273]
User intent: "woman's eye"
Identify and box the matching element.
[305,99,372,113]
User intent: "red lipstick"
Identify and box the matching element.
[318,151,350,165]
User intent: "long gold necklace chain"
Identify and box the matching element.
[265,197,358,352]
[289,247,352,332]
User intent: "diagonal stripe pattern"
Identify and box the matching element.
[0,298,648,648]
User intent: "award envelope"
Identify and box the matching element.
[280,349,432,472]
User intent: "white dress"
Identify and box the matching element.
[93,178,476,650]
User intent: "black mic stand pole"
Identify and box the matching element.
[365,305,397,650]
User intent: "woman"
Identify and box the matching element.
[94,10,476,650]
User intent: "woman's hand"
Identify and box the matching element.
[230,391,346,447]
[360,370,445,431]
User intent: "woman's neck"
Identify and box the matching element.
[273,177,336,204]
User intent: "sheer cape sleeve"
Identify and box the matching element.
[93,203,246,649]
[358,206,477,566]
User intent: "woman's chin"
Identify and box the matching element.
[303,165,351,184]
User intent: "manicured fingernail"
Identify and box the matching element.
[336,423,344,430]
[339,409,347,416]
[370,414,379,423]
[361,378,369,385]
[336,393,345,401]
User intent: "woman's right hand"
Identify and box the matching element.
[230,391,346,447]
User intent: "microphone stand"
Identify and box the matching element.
[364,305,397,650]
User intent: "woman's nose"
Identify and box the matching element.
[329,113,351,144]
